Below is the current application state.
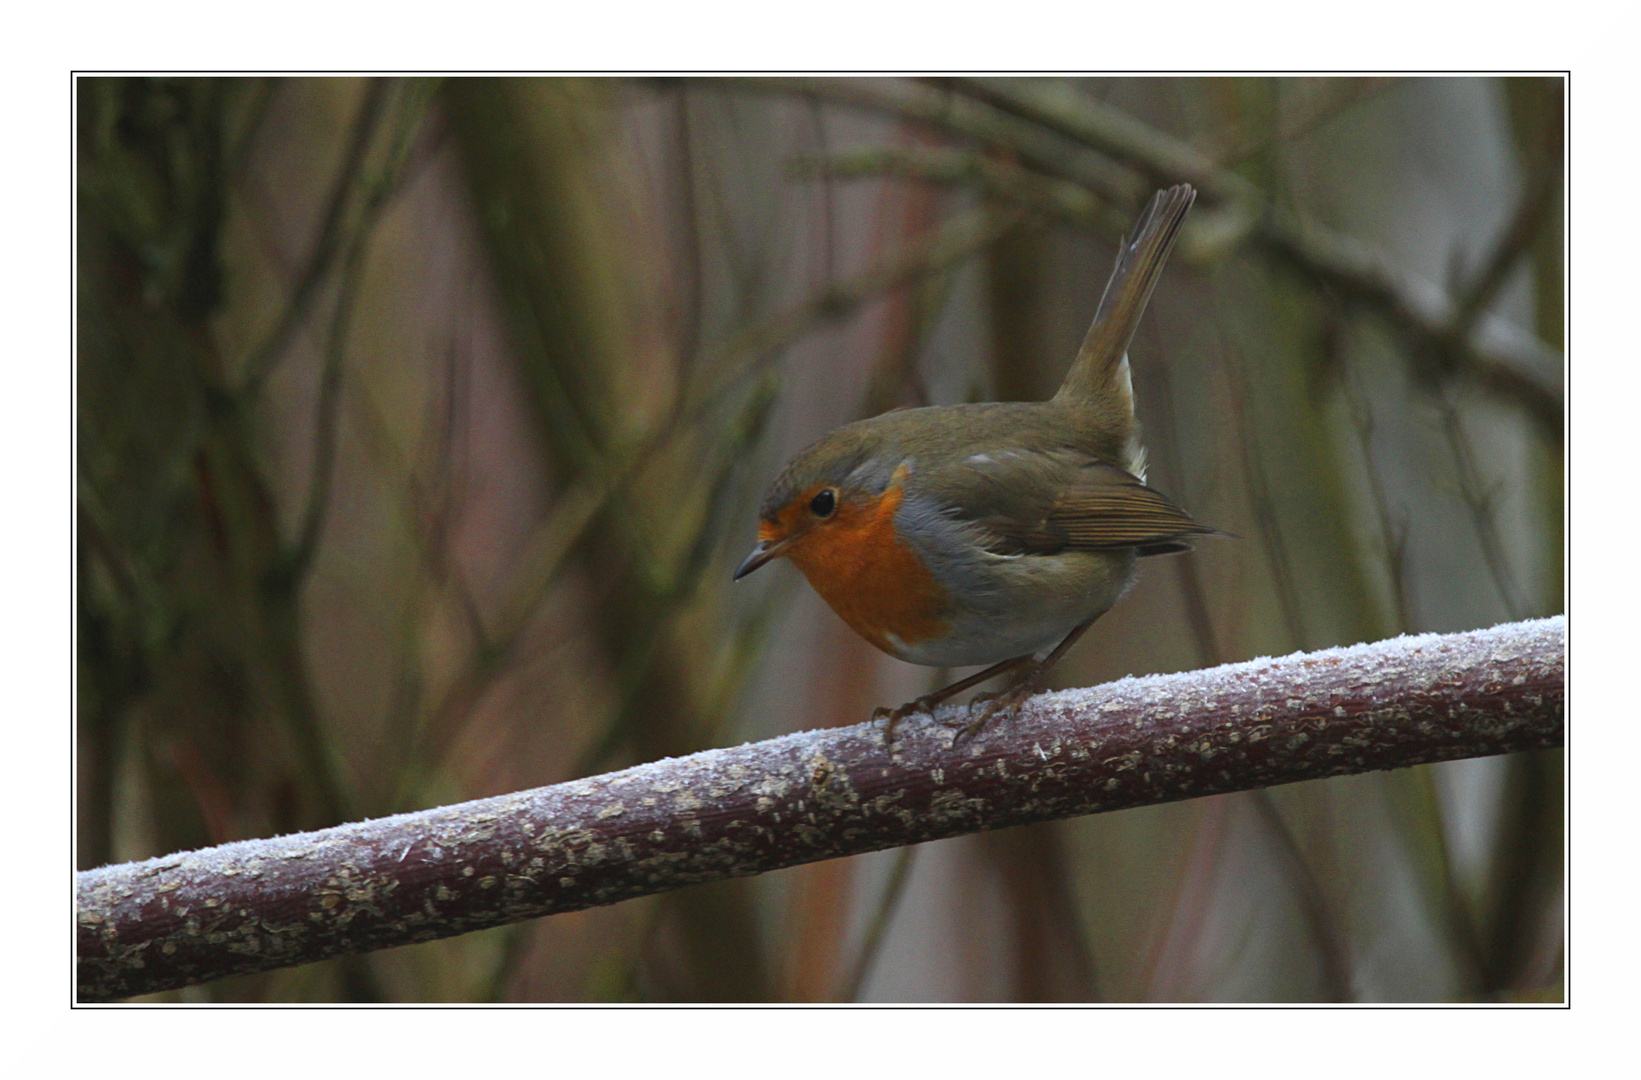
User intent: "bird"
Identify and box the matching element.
[734,184,1213,743]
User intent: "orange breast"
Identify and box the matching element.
[783,479,950,658]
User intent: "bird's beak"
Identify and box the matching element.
[734,537,793,580]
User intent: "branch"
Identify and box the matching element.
[1257,214,1563,436]
[789,146,1128,234]
[77,617,1563,1001]
[237,79,389,399]
[281,80,438,586]
[702,76,1145,207]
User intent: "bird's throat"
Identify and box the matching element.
[786,482,951,659]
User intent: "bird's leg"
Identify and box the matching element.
[960,617,1098,739]
[875,654,1035,747]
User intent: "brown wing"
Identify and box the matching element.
[959,456,1214,558]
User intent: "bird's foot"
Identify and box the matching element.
[873,693,945,748]
[954,672,1045,741]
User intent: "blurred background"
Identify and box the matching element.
[75,75,1563,1002]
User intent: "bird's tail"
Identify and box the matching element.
[1054,184,1195,477]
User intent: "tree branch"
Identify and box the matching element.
[77,617,1563,1001]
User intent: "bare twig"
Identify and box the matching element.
[283,223,364,583]
[78,617,1563,1001]
[1211,78,1398,168]
[717,77,1144,207]
[238,79,390,399]
[284,82,437,584]
[943,77,1257,204]
[1345,371,1414,632]
[1137,794,1229,1000]
[791,145,1126,235]
[1223,331,1308,651]
[1433,393,1528,620]
[1139,348,1224,666]
[835,844,918,1002]
[1246,790,1355,1001]
[1451,157,1560,337]
[225,77,283,184]
[1260,216,1562,436]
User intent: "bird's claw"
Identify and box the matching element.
[955,681,1039,741]
[938,691,995,732]
[875,694,942,748]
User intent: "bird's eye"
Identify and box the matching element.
[810,489,837,518]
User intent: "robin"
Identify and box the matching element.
[735,184,1213,742]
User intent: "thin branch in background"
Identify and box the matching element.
[367,353,469,812]
[284,223,363,582]
[1433,391,1527,621]
[836,845,919,1002]
[1482,750,1563,994]
[1137,795,1229,1001]
[427,333,491,652]
[224,77,283,185]
[945,76,1257,203]
[720,76,1146,208]
[982,823,1102,1002]
[349,367,515,807]
[1246,790,1355,1001]
[1210,78,1399,168]
[1142,344,1223,666]
[801,88,839,305]
[1408,101,1557,626]
[670,84,707,373]
[1221,324,1308,651]
[1450,112,1563,338]
[855,128,950,415]
[339,340,491,812]
[571,387,784,777]
[684,98,771,325]
[1401,766,1492,996]
[285,81,440,584]
[238,78,390,399]
[402,473,619,784]
[790,145,1126,236]
[340,350,487,650]
[1344,365,1414,633]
